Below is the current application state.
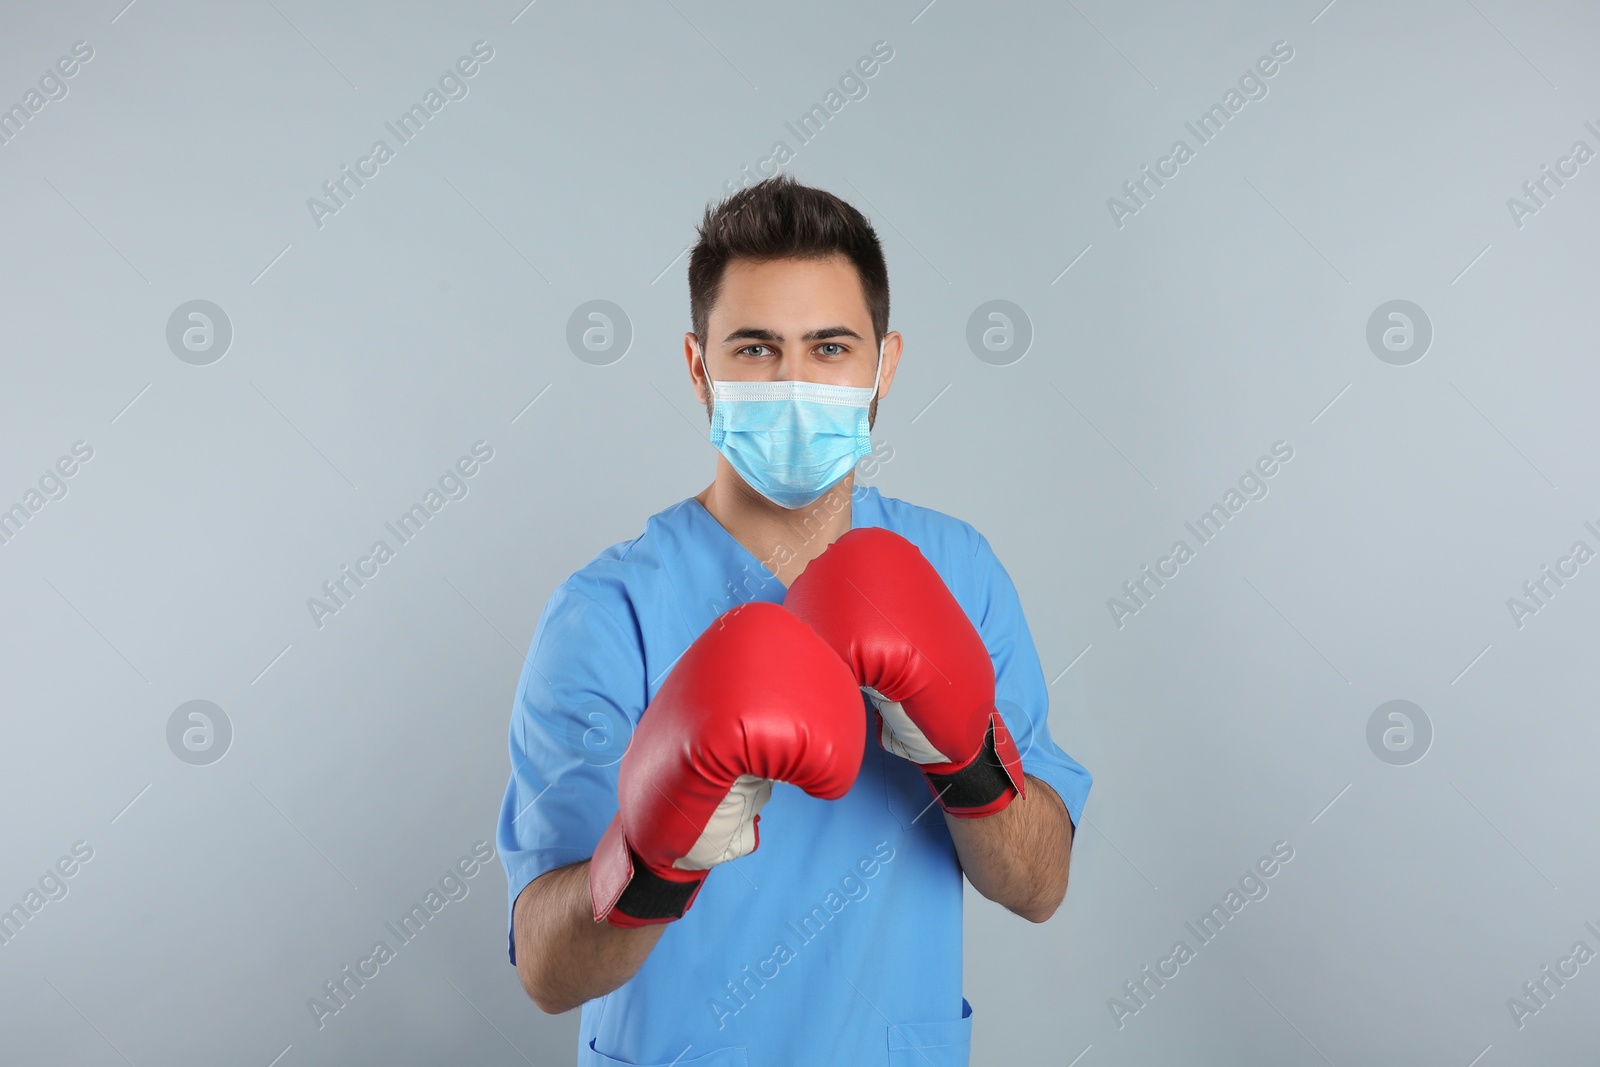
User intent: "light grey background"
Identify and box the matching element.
[2,0,1597,1064]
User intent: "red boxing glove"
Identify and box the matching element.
[784,527,1025,818]
[589,601,866,928]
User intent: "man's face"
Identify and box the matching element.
[688,254,899,422]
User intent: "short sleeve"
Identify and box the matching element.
[496,582,647,964]
[970,533,1093,830]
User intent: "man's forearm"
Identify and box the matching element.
[513,860,666,1014]
[944,774,1073,922]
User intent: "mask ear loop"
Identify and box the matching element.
[697,340,728,433]
[870,338,885,397]
[696,341,726,444]
[695,340,715,397]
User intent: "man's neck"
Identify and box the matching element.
[696,461,855,588]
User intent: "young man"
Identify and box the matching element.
[497,174,1092,1067]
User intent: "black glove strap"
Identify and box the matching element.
[923,721,1015,811]
[612,846,703,922]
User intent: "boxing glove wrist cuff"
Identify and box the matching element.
[590,818,706,928]
[923,720,1024,818]
[611,846,705,925]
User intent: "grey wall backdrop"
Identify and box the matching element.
[3,0,1598,1064]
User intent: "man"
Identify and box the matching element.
[497,174,1092,1066]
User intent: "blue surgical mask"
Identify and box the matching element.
[700,340,883,510]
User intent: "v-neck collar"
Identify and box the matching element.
[685,495,778,587]
[684,485,878,591]
[654,488,884,679]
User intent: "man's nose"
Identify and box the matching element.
[771,352,801,381]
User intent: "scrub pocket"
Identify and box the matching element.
[583,1038,748,1066]
[886,998,973,1067]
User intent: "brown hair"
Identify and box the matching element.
[688,174,890,353]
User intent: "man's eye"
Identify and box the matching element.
[741,344,771,358]
[818,343,845,356]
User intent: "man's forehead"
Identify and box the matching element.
[709,256,870,330]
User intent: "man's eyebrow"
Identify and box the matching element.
[720,325,865,344]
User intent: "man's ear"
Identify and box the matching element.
[876,332,903,400]
[684,333,707,404]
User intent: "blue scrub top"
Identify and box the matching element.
[497,485,1092,1067]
